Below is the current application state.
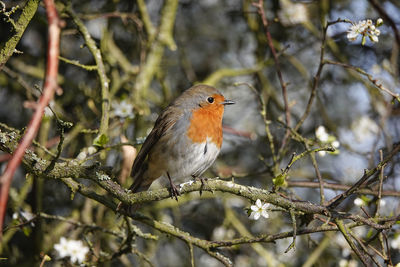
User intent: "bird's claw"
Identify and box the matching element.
[192,176,208,196]
[169,183,181,201]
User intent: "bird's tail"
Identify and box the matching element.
[117,168,150,216]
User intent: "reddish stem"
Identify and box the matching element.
[0,0,60,237]
[252,0,291,149]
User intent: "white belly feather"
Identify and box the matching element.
[149,136,220,187]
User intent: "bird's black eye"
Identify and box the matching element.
[207,97,214,103]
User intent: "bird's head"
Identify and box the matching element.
[176,84,235,114]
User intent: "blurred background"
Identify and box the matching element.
[1,0,400,266]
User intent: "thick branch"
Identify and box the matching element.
[0,129,397,235]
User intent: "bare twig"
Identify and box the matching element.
[236,82,277,170]
[376,150,386,216]
[287,181,400,197]
[252,0,291,149]
[327,143,400,209]
[66,5,110,137]
[336,219,370,266]
[324,60,400,102]
[284,209,297,252]
[368,0,400,47]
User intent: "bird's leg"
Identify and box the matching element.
[192,175,208,196]
[167,172,180,201]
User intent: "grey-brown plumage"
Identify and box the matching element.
[118,84,234,214]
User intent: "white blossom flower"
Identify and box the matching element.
[347,19,382,44]
[54,237,89,264]
[250,199,269,220]
[112,100,134,118]
[315,126,340,155]
[347,22,366,41]
[316,126,329,142]
[68,240,89,263]
[354,197,365,206]
[54,237,70,259]
[370,34,379,43]
[332,140,340,148]
[13,211,35,226]
[391,235,400,250]
[379,199,386,207]
[20,211,34,221]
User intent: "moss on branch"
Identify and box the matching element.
[0,0,40,68]
[1,128,397,232]
[1,127,397,266]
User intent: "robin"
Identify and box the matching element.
[120,84,234,212]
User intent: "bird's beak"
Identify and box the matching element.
[221,99,235,105]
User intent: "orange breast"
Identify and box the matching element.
[186,105,224,147]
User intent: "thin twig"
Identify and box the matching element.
[368,0,400,47]
[324,60,400,103]
[59,56,97,71]
[350,231,382,267]
[327,143,400,209]
[336,219,370,266]
[66,5,110,137]
[287,181,400,197]
[236,82,277,168]
[252,0,291,150]
[376,150,385,216]
[284,209,297,252]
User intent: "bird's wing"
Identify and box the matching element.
[129,107,182,192]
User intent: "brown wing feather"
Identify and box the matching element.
[129,106,182,192]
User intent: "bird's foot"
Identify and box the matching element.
[192,175,208,196]
[169,183,181,201]
[167,172,180,201]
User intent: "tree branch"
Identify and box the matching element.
[66,5,110,137]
